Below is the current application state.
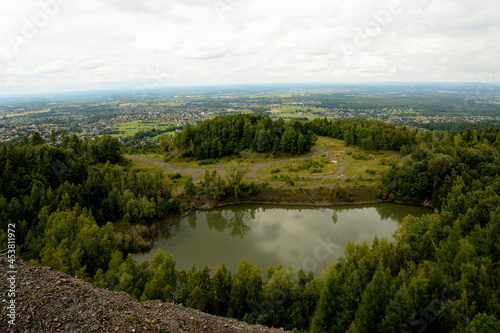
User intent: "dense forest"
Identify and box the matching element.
[1,118,500,332]
[171,114,417,160]
[0,134,179,278]
[173,114,317,159]
[306,117,416,152]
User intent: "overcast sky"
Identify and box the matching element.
[0,0,499,96]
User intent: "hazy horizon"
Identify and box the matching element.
[2,81,500,100]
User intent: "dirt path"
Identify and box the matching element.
[127,149,354,188]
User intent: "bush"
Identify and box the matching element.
[168,172,182,180]
[163,153,173,162]
[271,168,281,174]
[248,182,258,196]
[380,158,394,166]
[198,158,218,166]
[365,169,376,175]
[352,153,369,160]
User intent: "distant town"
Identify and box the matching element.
[1,84,499,145]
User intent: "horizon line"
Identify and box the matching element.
[1,81,499,100]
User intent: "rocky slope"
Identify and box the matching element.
[0,257,291,333]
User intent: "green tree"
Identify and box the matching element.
[50,129,57,146]
[203,170,226,200]
[184,174,195,196]
[229,258,260,318]
[31,132,45,146]
[311,268,342,333]
[354,264,390,333]
[262,265,296,328]
[212,264,233,316]
[225,161,248,201]
[160,135,170,152]
[379,283,413,332]
[466,313,500,333]
[280,126,296,153]
[255,129,271,152]
[141,250,177,302]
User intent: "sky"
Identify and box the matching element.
[0,0,499,96]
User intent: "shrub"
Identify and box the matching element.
[352,153,369,160]
[168,172,182,180]
[198,158,218,166]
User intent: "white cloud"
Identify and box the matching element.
[34,60,66,74]
[0,0,498,95]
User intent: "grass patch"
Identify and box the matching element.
[168,150,310,169]
[6,109,51,117]
[126,159,164,171]
[343,177,380,187]
[257,175,316,187]
[313,136,397,177]
[257,156,338,176]
[319,178,341,185]
[314,136,354,152]
[198,158,219,166]
[112,120,172,135]
[344,157,393,176]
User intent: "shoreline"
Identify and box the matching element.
[179,196,435,218]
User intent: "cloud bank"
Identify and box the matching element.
[0,0,498,95]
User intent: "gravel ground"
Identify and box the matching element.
[0,257,291,333]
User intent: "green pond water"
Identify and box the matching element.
[133,203,431,273]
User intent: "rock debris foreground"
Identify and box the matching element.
[0,257,290,333]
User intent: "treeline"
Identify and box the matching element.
[0,134,123,200]
[173,114,317,159]
[92,252,322,331]
[409,121,500,132]
[384,128,500,207]
[0,135,179,280]
[306,118,417,152]
[172,115,418,161]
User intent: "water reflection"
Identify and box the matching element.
[134,203,431,273]
[157,216,181,241]
[206,209,253,238]
[332,211,338,224]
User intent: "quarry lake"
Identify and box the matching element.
[133,203,431,273]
